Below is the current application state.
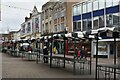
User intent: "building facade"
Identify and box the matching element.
[72,0,120,58]
[41,0,77,35]
[21,6,42,40]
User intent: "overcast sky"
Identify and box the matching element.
[0,0,49,34]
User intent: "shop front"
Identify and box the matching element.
[92,39,120,58]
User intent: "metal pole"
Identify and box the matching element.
[95,33,98,80]
[50,35,53,68]
[63,36,66,68]
[73,38,76,74]
[36,41,38,64]
[89,38,92,75]
[114,37,116,80]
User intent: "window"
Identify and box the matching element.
[73,4,81,16]
[87,2,92,12]
[99,0,105,9]
[93,17,99,29]
[27,22,31,33]
[106,14,113,27]
[99,16,105,28]
[73,6,77,15]
[113,13,119,26]
[82,19,87,31]
[77,4,81,14]
[54,19,57,24]
[113,0,119,6]
[46,23,48,33]
[106,0,112,8]
[82,19,92,31]
[87,19,92,29]
[61,17,64,22]
[78,21,81,31]
[61,23,64,31]
[106,13,120,27]
[73,22,77,31]
[73,21,81,31]
[93,0,99,11]
[83,2,87,13]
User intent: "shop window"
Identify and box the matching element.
[93,17,99,29]
[99,0,105,9]
[106,0,113,8]
[93,0,99,11]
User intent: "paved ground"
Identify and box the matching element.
[2,53,95,78]
[2,52,120,79]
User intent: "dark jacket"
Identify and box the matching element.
[43,48,48,55]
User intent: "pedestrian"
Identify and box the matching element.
[28,45,32,53]
[43,46,48,63]
[84,48,88,60]
[80,46,84,59]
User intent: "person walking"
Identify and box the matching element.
[43,46,48,63]
[80,46,84,59]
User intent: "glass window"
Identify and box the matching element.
[61,23,64,31]
[83,2,87,13]
[113,13,119,26]
[113,0,119,6]
[73,4,81,15]
[73,6,77,15]
[93,0,99,11]
[82,19,87,31]
[78,4,81,14]
[87,19,92,29]
[87,2,92,12]
[99,0,105,9]
[73,22,77,31]
[106,0,112,8]
[77,21,81,31]
[93,17,99,29]
[99,16,105,28]
[106,14,113,27]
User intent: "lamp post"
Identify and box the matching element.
[72,32,78,74]
[95,33,99,80]
[50,34,53,68]
[113,32,119,80]
[84,31,93,75]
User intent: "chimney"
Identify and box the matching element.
[25,17,28,22]
[30,13,32,18]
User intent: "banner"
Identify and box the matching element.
[22,24,26,34]
[35,17,39,32]
[27,22,31,33]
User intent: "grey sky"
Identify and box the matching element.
[0,0,49,34]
